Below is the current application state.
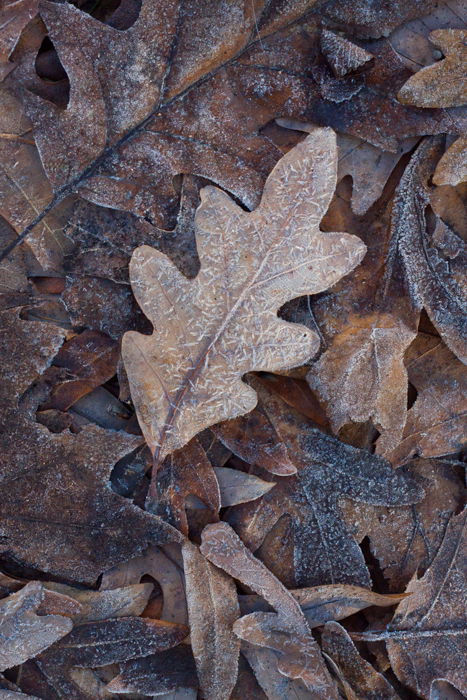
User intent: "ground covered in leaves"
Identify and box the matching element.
[0,0,465,699]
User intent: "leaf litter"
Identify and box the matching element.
[0,1,465,698]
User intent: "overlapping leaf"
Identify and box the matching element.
[122,129,366,473]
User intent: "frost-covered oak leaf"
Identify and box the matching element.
[122,128,366,462]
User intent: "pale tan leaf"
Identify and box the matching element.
[122,129,366,468]
[0,581,72,671]
[398,29,467,108]
[200,522,338,698]
[42,583,154,623]
[214,467,275,506]
[182,541,240,700]
[433,137,467,186]
[320,30,373,77]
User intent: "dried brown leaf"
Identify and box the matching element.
[383,136,467,364]
[356,510,467,699]
[322,621,400,698]
[398,29,467,108]
[320,30,373,77]
[384,337,467,465]
[106,645,198,695]
[154,439,221,536]
[214,467,275,507]
[200,522,338,698]
[122,129,366,471]
[0,0,38,81]
[182,540,240,700]
[0,310,182,583]
[100,545,188,625]
[241,584,407,628]
[35,616,188,699]
[433,137,467,186]
[227,378,423,587]
[0,582,72,671]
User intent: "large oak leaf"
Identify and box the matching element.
[0,310,181,583]
[122,129,366,472]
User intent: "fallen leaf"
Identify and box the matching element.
[154,439,220,536]
[355,509,466,699]
[214,466,275,507]
[398,29,467,108]
[0,87,72,270]
[322,621,400,698]
[228,378,424,587]
[182,540,240,700]
[240,584,407,627]
[106,645,198,695]
[0,0,38,81]
[122,128,366,471]
[320,30,373,77]
[100,545,188,625]
[0,310,181,583]
[240,642,313,700]
[35,616,188,699]
[42,583,154,624]
[320,0,437,38]
[41,329,119,412]
[214,406,298,477]
[0,582,72,671]
[383,337,467,465]
[200,522,338,698]
[346,457,465,591]
[384,136,467,363]
[433,137,467,186]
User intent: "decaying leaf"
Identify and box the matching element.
[214,467,275,507]
[228,378,424,587]
[154,439,220,536]
[322,621,399,698]
[200,522,339,698]
[0,581,71,671]
[34,616,188,699]
[101,545,188,625]
[0,88,72,270]
[398,29,467,108]
[433,137,467,186]
[383,336,467,464]
[349,458,465,591]
[182,541,240,700]
[387,136,467,363]
[0,310,181,583]
[356,510,466,699]
[106,645,198,695]
[0,0,38,81]
[42,583,154,624]
[240,584,406,628]
[320,30,373,77]
[122,129,366,473]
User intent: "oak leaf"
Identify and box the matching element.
[433,137,467,186]
[398,29,467,108]
[226,377,424,587]
[0,582,72,671]
[122,129,366,471]
[355,509,467,699]
[384,337,467,465]
[0,0,38,81]
[200,522,338,698]
[385,136,467,364]
[182,541,240,700]
[0,310,182,583]
[322,621,399,698]
[34,616,188,699]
